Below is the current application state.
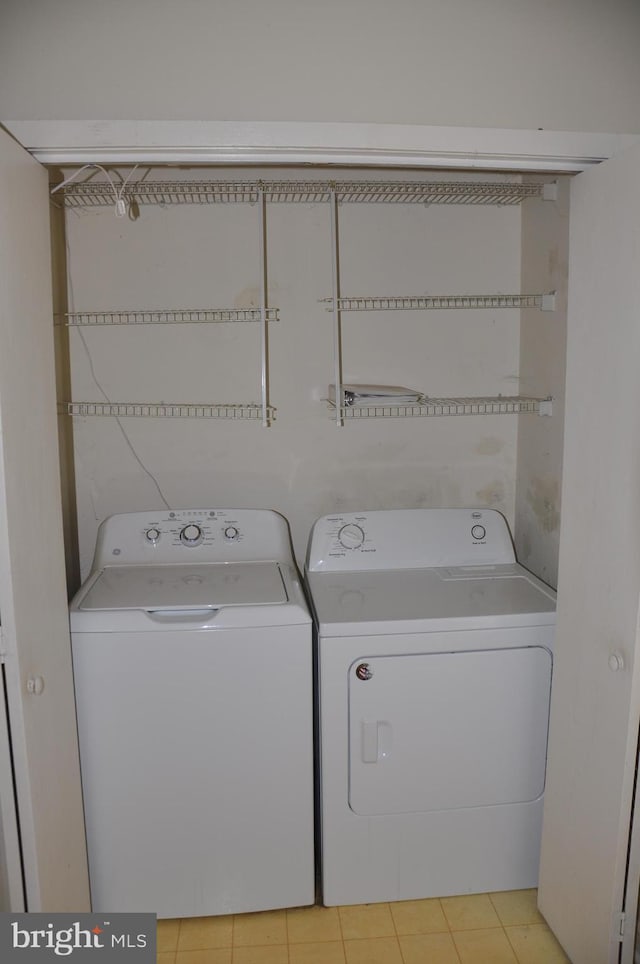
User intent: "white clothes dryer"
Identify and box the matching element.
[70,508,314,918]
[305,508,556,906]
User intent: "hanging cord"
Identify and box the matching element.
[65,236,171,510]
[52,164,140,218]
[75,330,171,510]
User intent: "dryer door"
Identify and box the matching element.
[349,646,552,816]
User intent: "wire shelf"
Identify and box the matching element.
[322,293,556,312]
[61,181,263,206]
[334,181,540,205]
[62,308,279,326]
[58,179,545,208]
[326,396,553,418]
[64,402,274,420]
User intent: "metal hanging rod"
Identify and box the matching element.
[58,179,546,207]
[326,396,553,419]
[321,293,556,312]
[64,402,275,420]
[62,308,279,326]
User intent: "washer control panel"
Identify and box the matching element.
[141,515,246,549]
[137,510,242,551]
[92,508,295,568]
[306,508,516,572]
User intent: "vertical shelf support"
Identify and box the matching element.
[330,186,343,427]
[258,184,269,427]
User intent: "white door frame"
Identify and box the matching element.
[0,659,24,911]
[4,120,639,171]
[0,125,90,912]
[2,116,638,928]
[535,137,640,964]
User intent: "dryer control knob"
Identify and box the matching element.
[338,523,365,549]
[224,526,240,541]
[180,523,203,546]
[471,524,486,541]
[145,527,161,544]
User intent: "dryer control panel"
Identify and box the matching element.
[306,508,516,572]
[92,508,295,568]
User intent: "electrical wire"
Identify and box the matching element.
[74,330,171,511]
[65,236,171,511]
[52,164,140,218]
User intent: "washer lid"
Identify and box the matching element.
[78,561,288,612]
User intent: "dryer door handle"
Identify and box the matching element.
[361,720,392,763]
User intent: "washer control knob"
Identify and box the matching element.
[224,526,240,541]
[145,527,161,544]
[338,523,365,550]
[471,524,486,541]
[180,523,203,546]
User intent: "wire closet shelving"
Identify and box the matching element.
[58,175,557,424]
[326,396,553,420]
[62,308,279,326]
[59,179,549,208]
[64,402,274,420]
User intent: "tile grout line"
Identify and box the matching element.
[487,891,508,927]
[391,899,464,964]
[336,904,347,963]
[438,897,455,936]
[388,900,406,964]
[442,896,504,964]
[440,899,465,964]
[231,913,238,964]
[441,898,468,964]
[487,890,550,964]
[175,917,184,963]
[486,892,520,964]
[502,922,525,964]
[284,908,291,964]
[438,895,465,963]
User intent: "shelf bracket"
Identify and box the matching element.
[258,183,270,427]
[329,185,343,427]
[541,292,556,311]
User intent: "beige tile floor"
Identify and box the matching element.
[157,890,571,964]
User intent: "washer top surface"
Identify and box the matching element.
[79,561,288,612]
[305,508,555,635]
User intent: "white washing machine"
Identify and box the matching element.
[305,507,556,906]
[70,508,314,918]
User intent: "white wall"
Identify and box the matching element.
[62,169,527,578]
[1,0,640,134]
[515,176,570,588]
